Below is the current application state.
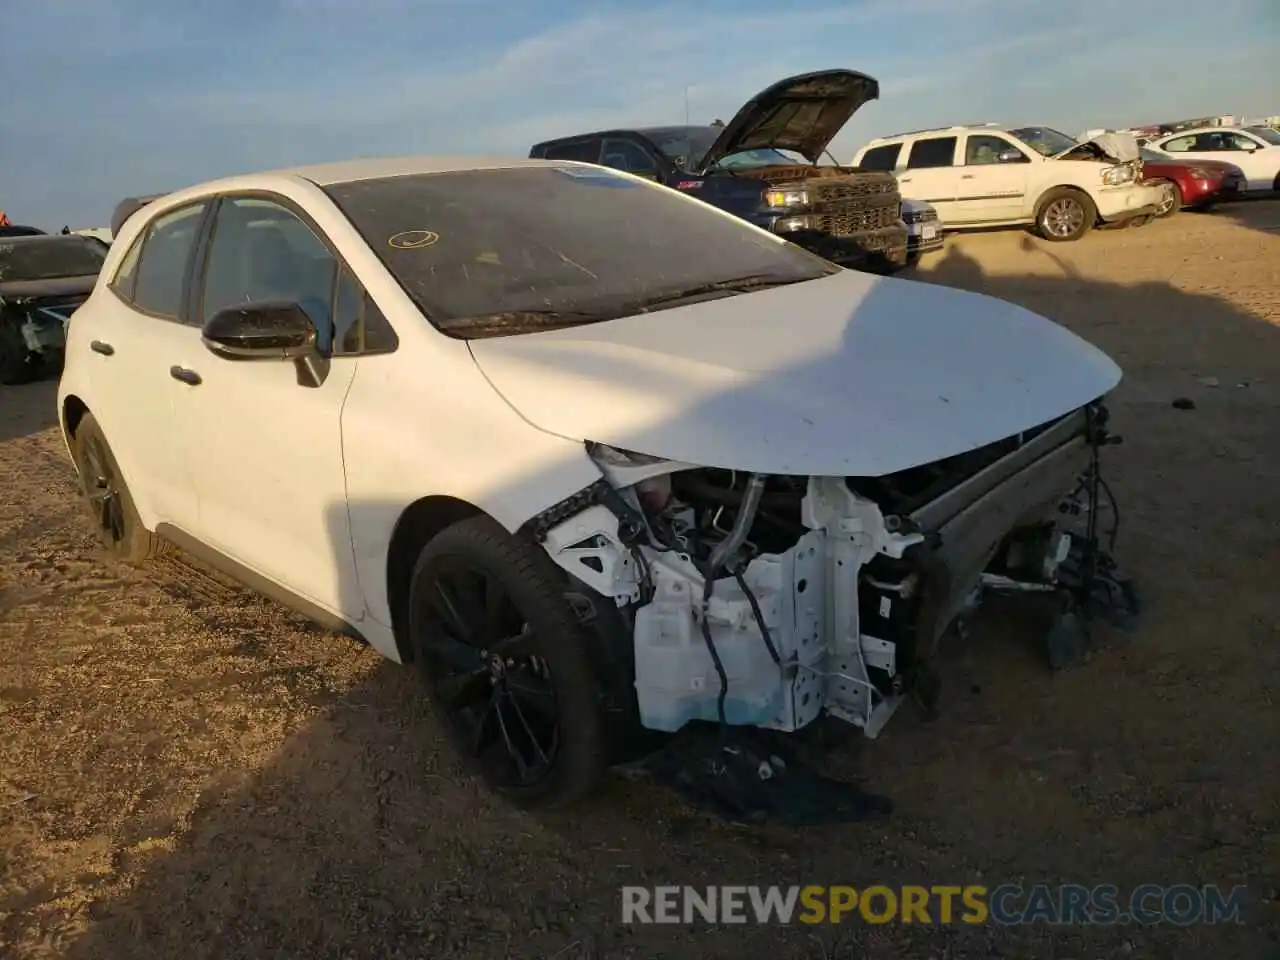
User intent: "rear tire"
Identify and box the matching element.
[407,515,608,808]
[1155,180,1181,218]
[70,413,164,564]
[1036,188,1096,242]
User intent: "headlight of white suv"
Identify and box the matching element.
[1101,165,1135,186]
[764,188,809,208]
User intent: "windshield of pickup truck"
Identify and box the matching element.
[1007,126,1079,157]
[0,236,107,283]
[325,166,837,339]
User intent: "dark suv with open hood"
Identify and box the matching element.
[530,70,909,273]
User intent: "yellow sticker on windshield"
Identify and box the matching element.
[388,229,439,249]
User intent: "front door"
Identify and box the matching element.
[952,134,1031,222]
[178,195,361,617]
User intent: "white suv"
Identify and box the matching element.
[852,124,1167,242]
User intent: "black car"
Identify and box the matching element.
[0,234,108,384]
[530,70,909,272]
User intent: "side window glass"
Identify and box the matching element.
[858,144,901,171]
[110,232,144,301]
[200,197,343,353]
[1228,133,1259,151]
[542,140,603,163]
[131,203,207,319]
[906,137,957,169]
[600,139,659,177]
[333,266,364,353]
[1161,135,1194,153]
[965,135,1020,165]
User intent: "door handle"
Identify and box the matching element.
[960,174,975,180]
[899,177,913,183]
[90,340,114,356]
[169,366,202,386]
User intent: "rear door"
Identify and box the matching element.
[896,136,961,222]
[81,201,210,530]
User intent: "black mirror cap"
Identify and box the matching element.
[202,300,318,360]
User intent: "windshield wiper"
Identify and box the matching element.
[439,309,605,337]
[628,273,812,312]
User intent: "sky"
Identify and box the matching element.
[1,0,1276,228]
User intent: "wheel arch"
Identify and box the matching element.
[384,494,488,662]
[1033,183,1095,221]
[62,394,90,441]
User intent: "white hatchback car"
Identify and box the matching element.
[58,156,1135,808]
[852,124,1166,241]
[1145,125,1280,194]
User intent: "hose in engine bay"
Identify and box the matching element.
[699,473,772,734]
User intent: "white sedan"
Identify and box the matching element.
[1146,125,1280,193]
[59,155,1132,808]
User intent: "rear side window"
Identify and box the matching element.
[128,203,207,319]
[907,137,957,169]
[1160,135,1196,153]
[600,139,660,176]
[858,144,901,171]
[538,140,603,163]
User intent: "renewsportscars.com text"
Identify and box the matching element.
[620,884,1248,926]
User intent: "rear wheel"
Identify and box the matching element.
[1036,188,1096,242]
[407,516,608,808]
[1154,180,1181,218]
[70,413,164,564]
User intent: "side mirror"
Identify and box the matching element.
[1240,141,1258,152]
[997,149,1026,163]
[202,301,318,361]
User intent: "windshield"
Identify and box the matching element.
[324,166,837,339]
[712,148,805,170]
[0,236,107,283]
[1245,125,1280,146]
[1007,126,1079,157]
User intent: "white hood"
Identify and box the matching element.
[468,270,1121,477]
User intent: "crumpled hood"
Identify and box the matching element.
[468,270,1122,478]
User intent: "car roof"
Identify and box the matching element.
[1154,126,1246,138]
[863,122,1008,144]
[0,233,92,245]
[184,155,569,193]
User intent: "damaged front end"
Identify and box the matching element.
[525,401,1137,745]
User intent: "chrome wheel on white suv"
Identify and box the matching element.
[1036,188,1097,242]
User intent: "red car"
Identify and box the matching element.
[1139,148,1245,217]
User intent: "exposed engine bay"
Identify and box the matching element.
[526,402,1138,743]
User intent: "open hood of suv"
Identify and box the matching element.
[697,69,880,170]
[467,270,1122,478]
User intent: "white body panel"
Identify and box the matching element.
[469,268,1120,477]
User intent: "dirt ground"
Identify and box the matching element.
[2,202,1278,960]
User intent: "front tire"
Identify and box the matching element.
[407,515,608,808]
[1155,180,1181,218]
[1036,188,1096,242]
[70,413,163,564]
